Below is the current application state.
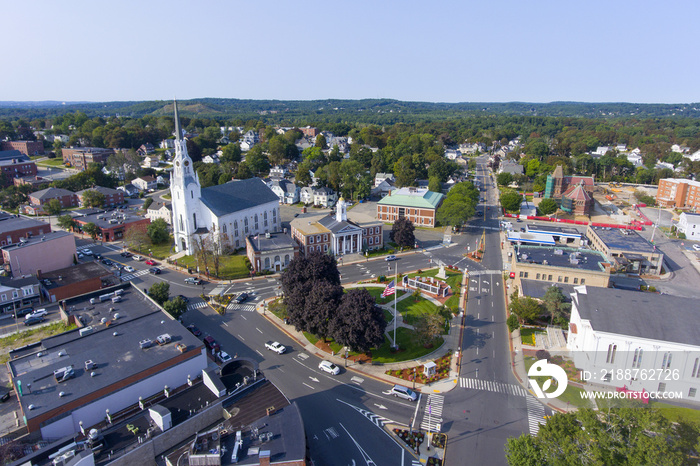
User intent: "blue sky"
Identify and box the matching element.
[3,0,698,103]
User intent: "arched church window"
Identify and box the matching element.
[191,191,193,199]
[179,215,184,231]
[222,224,227,234]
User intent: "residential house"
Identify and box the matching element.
[268,179,299,204]
[374,173,395,188]
[2,231,77,278]
[300,186,314,205]
[499,160,524,175]
[269,165,288,179]
[672,144,690,154]
[376,187,445,227]
[160,138,176,149]
[0,276,42,315]
[76,186,125,207]
[13,176,49,189]
[240,130,259,151]
[675,212,700,240]
[142,156,161,168]
[372,179,398,199]
[28,187,78,208]
[132,176,157,192]
[202,154,220,164]
[117,183,140,198]
[313,186,337,208]
[444,149,461,160]
[136,143,155,156]
[146,201,172,225]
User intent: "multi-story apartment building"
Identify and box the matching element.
[656,178,700,209]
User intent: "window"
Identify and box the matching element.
[324,234,328,241]
[22,288,32,296]
[274,256,280,264]
[264,257,270,268]
[606,344,617,364]
[235,240,239,248]
[580,278,585,285]
[222,224,227,234]
[244,218,249,234]
[180,215,184,230]
[658,382,667,393]
[369,237,374,245]
[536,273,541,280]
[690,388,697,398]
[661,352,673,370]
[193,213,197,229]
[255,214,259,230]
[564,276,569,283]
[548,275,552,281]
[520,272,525,278]
[12,291,18,299]
[316,235,321,243]
[310,236,314,244]
[0,294,5,302]
[693,358,700,378]
[632,348,643,369]
[264,211,268,227]
[523,272,528,278]
[573,278,578,284]
[284,255,290,265]
[558,276,562,282]
[324,245,328,252]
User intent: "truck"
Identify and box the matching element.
[265,341,286,354]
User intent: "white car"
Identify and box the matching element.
[82,249,93,256]
[318,360,340,375]
[132,255,143,261]
[124,266,135,273]
[693,244,700,252]
[218,351,232,363]
[26,308,48,319]
[265,341,286,354]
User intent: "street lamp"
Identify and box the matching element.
[412,367,416,390]
[345,348,349,367]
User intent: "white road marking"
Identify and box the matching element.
[255,349,263,356]
[256,327,263,334]
[303,382,316,390]
[237,334,245,341]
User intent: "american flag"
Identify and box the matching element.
[382,280,396,297]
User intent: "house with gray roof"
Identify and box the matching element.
[267,179,299,204]
[567,286,700,402]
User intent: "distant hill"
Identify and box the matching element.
[0,98,699,121]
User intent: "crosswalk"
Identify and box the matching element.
[459,377,528,397]
[187,301,208,311]
[226,302,256,312]
[120,269,151,281]
[526,395,546,435]
[420,393,444,433]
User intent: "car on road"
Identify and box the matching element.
[94,253,102,260]
[26,308,47,319]
[203,336,221,352]
[693,244,700,252]
[145,259,157,266]
[385,255,397,261]
[102,259,113,266]
[390,384,418,401]
[265,341,286,354]
[178,295,190,303]
[235,292,249,303]
[82,249,93,256]
[24,315,45,326]
[186,324,201,336]
[218,351,232,363]
[318,360,340,375]
[132,255,143,261]
[16,307,33,317]
[124,266,135,273]
[148,267,161,274]
[184,277,202,285]
[120,251,132,257]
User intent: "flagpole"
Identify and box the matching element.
[393,260,398,349]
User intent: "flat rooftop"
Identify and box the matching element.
[8,285,204,421]
[2,230,73,252]
[589,227,655,253]
[74,210,147,229]
[0,217,50,235]
[40,262,115,290]
[526,224,582,236]
[515,246,608,273]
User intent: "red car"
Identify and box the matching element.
[145,259,157,266]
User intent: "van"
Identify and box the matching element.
[390,384,418,401]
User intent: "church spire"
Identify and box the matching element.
[174,100,182,141]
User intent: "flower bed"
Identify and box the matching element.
[384,353,452,384]
[393,428,424,453]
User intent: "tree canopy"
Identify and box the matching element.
[436,181,479,226]
[81,189,106,208]
[501,190,523,212]
[330,289,386,352]
[537,198,558,216]
[148,282,170,305]
[147,218,170,244]
[390,217,415,248]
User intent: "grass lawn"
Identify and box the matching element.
[0,322,77,364]
[365,247,397,258]
[37,158,66,167]
[407,267,462,312]
[520,327,545,346]
[161,193,172,200]
[129,240,175,260]
[652,402,700,424]
[371,327,444,363]
[383,308,394,323]
[176,253,250,280]
[395,294,448,327]
[356,287,406,306]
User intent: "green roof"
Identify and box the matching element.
[377,188,444,209]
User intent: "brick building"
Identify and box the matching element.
[0,217,51,248]
[76,186,125,207]
[38,261,118,302]
[246,232,299,273]
[74,211,150,242]
[1,140,44,156]
[656,178,700,209]
[0,150,38,186]
[376,187,445,227]
[28,187,79,208]
[299,126,318,138]
[62,147,114,170]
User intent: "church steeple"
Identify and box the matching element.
[174,100,182,141]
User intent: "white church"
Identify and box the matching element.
[170,102,281,255]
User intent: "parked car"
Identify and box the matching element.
[693,244,700,252]
[24,315,45,326]
[390,384,418,401]
[145,259,157,266]
[94,253,102,260]
[148,267,161,274]
[27,308,47,319]
[318,360,340,375]
[102,259,113,266]
[265,341,286,354]
[218,351,232,363]
[203,336,220,352]
[124,266,135,273]
[16,307,33,317]
[132,255,143,261]
[120,251,132,257]
[184,277,202,285]
[82,249,93,256]
[385,255,397,261]
[235,292,249,304]
[186,324,202,336]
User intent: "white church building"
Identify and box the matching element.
[170,102,281,255]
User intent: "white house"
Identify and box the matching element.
[593,146,611,156]
[146,201,172,225]
[676,212,700,240]
[160,139,176,149]
[202,154,220,164]
[169,102,281,255]
[626,153,643,168]
[444,149,460,160]
[374,173,395,188]
[567,286,700,403]
[300,186,314,205]
[268,179,299,204]
[313,187,337,208]
[132,176,157,191]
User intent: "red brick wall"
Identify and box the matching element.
[1,141,44,156]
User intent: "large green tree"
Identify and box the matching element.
[330,289,386,353]
[163,296,187,320]
[390,217,415,249]
[147,218,170,244]
[57,214,76,231]
[500,190,523,212]
[148,282,170,305]
[508,296,542,323]
[81,222,100,240]
[436,181,479,226]
[81,189,106,208]
[537,198,558,216]
[45,199,62,217]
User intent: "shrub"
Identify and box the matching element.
[507,314,520,333]
[535,349,551,361]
